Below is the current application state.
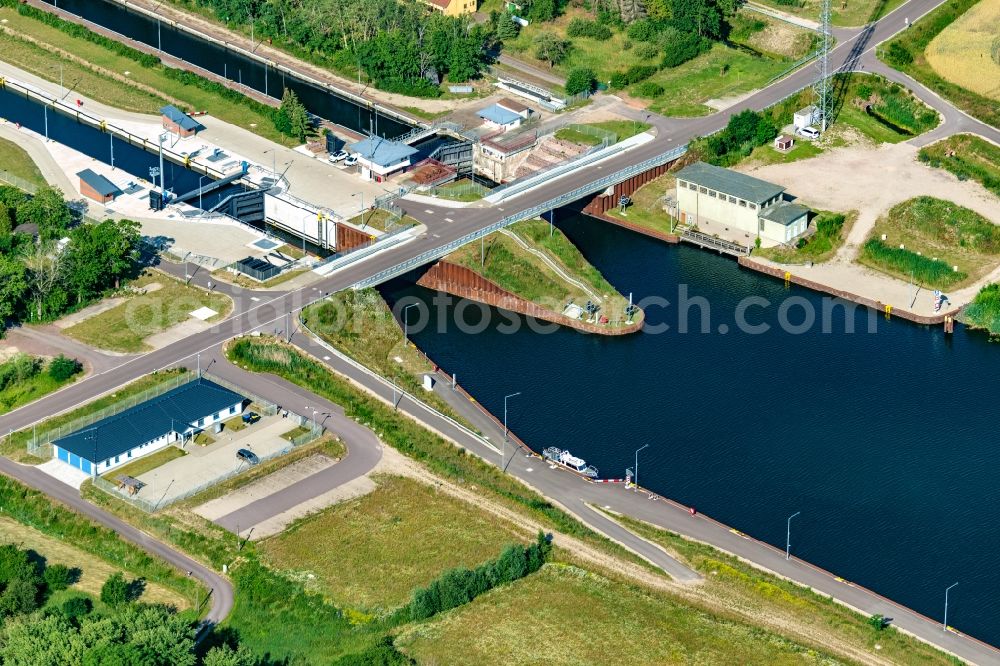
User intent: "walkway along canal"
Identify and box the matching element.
[35,0,413,138]
[381,210,1000,649]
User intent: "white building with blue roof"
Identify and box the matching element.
[477,103,523,132]
[349,136,419,182]
[51,377,246,476]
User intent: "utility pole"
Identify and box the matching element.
[815,0,831,132]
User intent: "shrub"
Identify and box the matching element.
[633,42,660,60]
[0,543,40,586]
[861,239,965,287]
[965,283,1000,333]
[566,18,612,40]
[100,572,129,607]
[43,564,74,592]
[48,355,82,382]
[60,596,92,622]
[565,67,597,96]
[885,42,913,67]
[634,81,665,98]
[0,579,38,617]
[624,64,658,83]
[661,30,706,68]
[627,19,659,42]
[609,72,628,88]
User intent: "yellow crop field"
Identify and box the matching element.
[925,0,1000,101]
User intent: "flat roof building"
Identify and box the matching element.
[675,161,809,245]
[478,103,523,132]
[76,169,120,204]
[51,377,245,476]
[161,105,200,137]
[496,98,532,119]
[349,136,419,183]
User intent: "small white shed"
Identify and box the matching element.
[793,106,819,130]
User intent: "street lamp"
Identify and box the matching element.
[198,174,207,212]
[786,511,801,560]
[352,192,365,227]
[944,582,959,631]
[502,392,521,472]
[403,303,418,345]
[633,444,649,493]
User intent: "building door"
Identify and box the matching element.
[57,446,69,463]
[80,459,91,474]
[68,452,81,469]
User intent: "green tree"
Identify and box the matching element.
[534,32,569,67]
[565,67,597,95]
[0,544,40,586]
[100,572,129,607]
[273,89,294,136]
[203,644,259,666]
[63,218,140,303]
[16,186,72,242]
[528,0,557,22]
[496,12,520,41]
[48,355,82,382]
[0,579,38,617]
[43,563,74,591]
[0,255,29,331]
[60,596,92,622]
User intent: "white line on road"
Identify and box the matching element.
[423,209,435,214]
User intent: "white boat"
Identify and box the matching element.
[542,447,598,478]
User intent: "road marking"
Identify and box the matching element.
[323,355,331,361]
[525,467,533,472]
[424,209,435,214]
[250,296,260,302]
[444,217,453,222]
[432,233,441,238]
[498,207,504,211]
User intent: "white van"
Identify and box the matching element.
[798,126,820,139]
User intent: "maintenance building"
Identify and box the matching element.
[51,378,246,476]
[675,161,809,244]
[349,136,419,183]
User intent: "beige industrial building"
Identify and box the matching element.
[675,161,809,244]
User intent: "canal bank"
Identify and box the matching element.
[380,211,1000,651]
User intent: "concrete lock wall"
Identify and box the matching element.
[264,194,335,247]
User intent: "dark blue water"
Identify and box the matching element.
[0,87,241,208]
[40,0,412,138]
[383,212,1000,646]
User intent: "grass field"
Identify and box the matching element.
[920,134,1000,198]
[925,0,1000,101]
[748,139,825,165]
[606,173,677,237]
[880,0,1000,129]
[0,516,190,609]
[301,289,477,430]
[101,445,187,481]
[859,196,1000,288]
[555,120,651,147]
[605,511,959,665]
[448,218,633,322]
[758,211,857,264]
[0,7,293,145]
[0,368,188,460]
[0,355,80,415]
[63,270,232,353]
[0,136,47,188]
[432,178,488,202]
[259,475,524,612]
[396,564,843,665]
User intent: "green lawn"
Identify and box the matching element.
[556,120,651,147]
[395,564,844,665]
[603,511,959,665]
[879,0,1000,129]
[0,136,47,188]
[260,475,524,613]
[0,355,80,415]
[920,134,1000,199]
[0,7,294,145]
[747,139,824,166]
[858,196,1000,289]
[758,211,857,264]
[101,445,187,482]
[607,173,678,237]
[63,271,232,353]
[0,368,189,461]
[433,178,489,202]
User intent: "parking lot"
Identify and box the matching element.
[133,413,298,506]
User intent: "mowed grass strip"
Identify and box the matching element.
[0,516,190,609]
[605,510,958,665]
[924,0,1000,102]
[395,563,844,665]
[0,136,47,188]
[859,196,1000,288]
[258,475,524,612]
[607,172,678,237]
[0,7,291,144]
[63,271,232,353]
[920,134,1000,198]
[102,445,187,482]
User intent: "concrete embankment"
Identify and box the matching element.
[416,261,643,336]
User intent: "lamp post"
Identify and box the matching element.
[198,174,207,212]
[633,444,649,493]
[502,392,521,472]
[403,303,418,346]
[944,582,958,631]
[786,511,801,560]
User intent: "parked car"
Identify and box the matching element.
[242,411,261,425]
[236,448,260,465]
[798,126,820,139]
[343,154,358,167]
[329,150,349,163]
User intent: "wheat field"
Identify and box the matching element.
[925,0,1000,100]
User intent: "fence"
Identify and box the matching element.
[556,123,617,147]
[83,372,323,512]
[0,169,39,195]
[430,180,492,201]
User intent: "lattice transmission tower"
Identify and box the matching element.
[814,0,832,132]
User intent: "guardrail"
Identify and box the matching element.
[353,143,688,289]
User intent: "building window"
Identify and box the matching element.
[128,450,132,458]
[739,200,747,207]
[699,187,707,194]
[688,182,697,190]
[759,219,765,231]
[197,418,204,427]
[230,405,237,415]
[729,196,737,203]
[749,203,757,210]
[114,455,120,463]
[708,190,716,198]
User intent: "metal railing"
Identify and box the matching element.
[353,144,689,289]
[679,228,751,256]
[430,180,492,200]
[555,123,617,145]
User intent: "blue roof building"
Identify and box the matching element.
[349,136,419,182]
[51,378,246,476]
[478,103,522,129]
[76,169,120,203]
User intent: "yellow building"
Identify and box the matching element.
[421,0,477,16]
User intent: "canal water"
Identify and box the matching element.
[39,0,412,138]
[0,86,242,209]
[382,211,1000,645]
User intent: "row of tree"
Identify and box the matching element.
[0,185,142,334]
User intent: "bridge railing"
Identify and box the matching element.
[352,144,689,289]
